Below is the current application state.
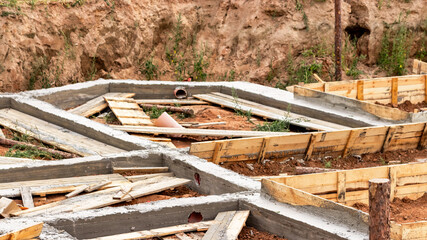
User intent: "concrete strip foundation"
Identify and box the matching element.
[0,80,378,239]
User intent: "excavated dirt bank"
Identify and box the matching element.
[0,0,426,92]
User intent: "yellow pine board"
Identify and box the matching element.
[119,118,154,126]
[0,222,43,240]
[105,97,153,126]
[112,109,150,119]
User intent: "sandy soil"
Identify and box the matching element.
[352,193,427,224]
[223,148,427,176]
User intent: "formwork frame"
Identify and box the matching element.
[261,162,427,239]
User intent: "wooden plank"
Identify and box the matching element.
[194,92,349,131]
[0,197,21,218]
[425,75,427,102]
[0,129,4,139]
[357,80,364,100]
[85,180,112,193]
[105,97,154,126]
[65,184,89,198]
[0,109,124,156]
[175,233,195,240]
[68,93,135,117]
[134,99,207,105]
[20,186,34,208]
[313,74,325,83]
[391,77,398,106]
[0,156,43,165]
[202,210,250,240]
[389,166,398,201]
[0,174,127,198]
[125,173,174,182]
[113,167,169,174]
[86,221,214,240]
[111,125,291,138]
[112,185,133,200]
[399,221,427,240]
[222,210,250,240]
[0,223,43,240]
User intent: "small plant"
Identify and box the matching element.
[86,56,97,81]
[191,47,209,81]
[231,88,252,121]
[28,56,50,90]
[266,61,278,83]
[140,58,158,80]
[324,160,332,168]
[103,112,118,124]
[5,145,62,160]
[343,36,365,79]
[295,0,309,30]
[143,106,167,119]
[254,120,290,132]
[378,15,411,76]
[177,112,191,119]
[380,156,387,165]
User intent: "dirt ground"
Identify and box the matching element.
[223,148,427,176]
[375,100,427,113]
[238,227,288,240]
[352,193,427,224]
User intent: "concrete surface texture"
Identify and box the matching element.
[0,79,379,239]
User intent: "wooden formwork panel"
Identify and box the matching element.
[190,122,427,164]
[288,74,427,107]
[261,162,427,240]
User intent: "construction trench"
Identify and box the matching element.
[0,75,427,239]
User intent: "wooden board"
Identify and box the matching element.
[15,176,190,217]
[202,210,250,240]
[193,92,349,131]
[104,97,153,126]
[134,99,207,105]
[0,108,124,157]
[87,221,214,240]
[0,222,43,240]
[111,125,293,138]
[0,156,43,165]
[190,123,426,164]
[68,93,135,117]
[113,167,169,174]
[290,75,427,107]
[0,174,128,198]
[20,186,34,208]
[412,59,427,74]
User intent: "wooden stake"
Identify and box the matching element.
[342,129,359,157]
[388,166,397,201]
[418,123,427,150]
[337,172,346,203]
[382,126,397,152]
[391,77,398,107]
[257,137,271,163]
[357,81,364,100]
[313,74,325,83]
[304,134,318,160]
[212,142,225,164]
[369,179,390,240]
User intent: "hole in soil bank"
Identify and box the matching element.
[188,211,203,223]
[345,25,370,41]
[194,173,201,186]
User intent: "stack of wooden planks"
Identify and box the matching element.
[104,97,154,126]
[190,122,427,164]
[0,169,190,218]
[87,210,250,240]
